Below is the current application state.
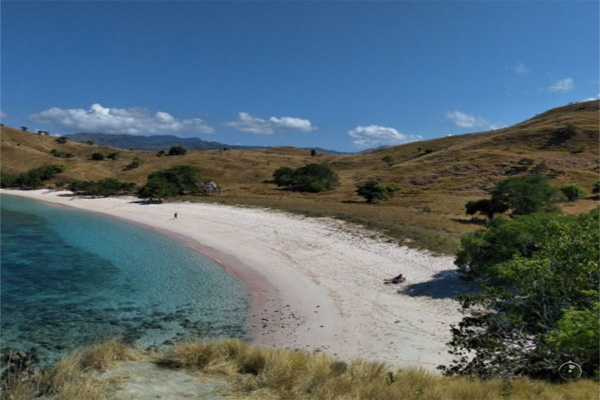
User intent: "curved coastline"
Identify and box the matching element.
[1,189,473,371]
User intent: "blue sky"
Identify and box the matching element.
[2,1,598,152]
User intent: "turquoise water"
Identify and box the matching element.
[0,194,250,366]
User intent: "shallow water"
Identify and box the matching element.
[0,194,250,366]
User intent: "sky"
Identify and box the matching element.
[2,1,598,153]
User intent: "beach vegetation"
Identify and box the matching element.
[272,163,340,193]
[355,179,401,203]
[442,210,599,380]
[67,178,136,197]
[138,165,205,201]
[3,339,598,400]
[0,165,67,189]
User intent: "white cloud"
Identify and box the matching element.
[445,110,492,129]
[347,125,421,149]
[511,62,530,74]
[548,78,574,93]
[0,111,7,119]
[30,103,215,135]
[224,112,316,135]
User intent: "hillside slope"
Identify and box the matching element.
[2,100,598,252]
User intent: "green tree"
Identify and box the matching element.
[272,164,339,193]
[310,149,317,157]
[91,153,105,161]
[491,175,560,215]
[272,167,295,187]
[68,178,135,197]
[55,136,68,144]
[465,198,508,220]
[4,165,68,189]
[466,175,560,219]
[20,126,28,132]
[168,146,187,156]
[355,179,401,203]
[107,152,119,160]
[1,172,17,188]
[137,165,204,201]
[592,181,599,194]
[85,140,95,145]
[442,210,599,380]
[559,183,586,201]
[137,177,178,202]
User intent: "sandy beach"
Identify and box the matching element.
[1,189,476,371]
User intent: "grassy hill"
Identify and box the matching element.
[2,100,598,253]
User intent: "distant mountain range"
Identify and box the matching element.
[66,133,348,154]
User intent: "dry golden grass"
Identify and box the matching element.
[3,339,598,399]
[154,340,600,400]
[2,100,598,253]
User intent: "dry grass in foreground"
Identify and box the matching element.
[2,339,598,400]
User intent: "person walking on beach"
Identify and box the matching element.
[174,212,178,219]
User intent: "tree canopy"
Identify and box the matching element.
[442,210,599,380]
[68,178,136,197]
[466,175,560,219]
[1,165,67,189]
[272,163,340,193]
[137,165,204,201]
[355,179,401,203]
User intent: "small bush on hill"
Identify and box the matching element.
[91,152,105,161]
[355,179,401,203]
[272,163,339,193]
[50,149,74,158]
[559,183,586,201]
[168,146,187,156]
[123,157,143,171]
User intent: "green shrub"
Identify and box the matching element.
[138,165,204,201]
[271,163,339,193]
[91,152,105,161]
[444,210,599,379]
[123,158,143,171]
[355,179,401,203]
[68,178,136,197]
[2,165,67,189]
[559,183,586,201]
[168,146,187,156]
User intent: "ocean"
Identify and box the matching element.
[0,194,250,366]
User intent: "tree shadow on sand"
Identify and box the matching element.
[397,269,480,300]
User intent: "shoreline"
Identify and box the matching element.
[1,189,476,371]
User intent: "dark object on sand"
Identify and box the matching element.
[384,274,406,284]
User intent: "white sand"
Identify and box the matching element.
[1,189,475,371]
